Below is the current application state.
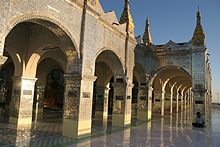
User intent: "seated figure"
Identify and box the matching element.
[192,111,205,128]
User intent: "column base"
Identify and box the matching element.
[137,111,148,121]
[62,119,91,139]
[112,114,130,127]
[9,117,32,129]
[95,111,108,119]
[147,111,152,120]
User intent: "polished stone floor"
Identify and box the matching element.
[0,108,220,147]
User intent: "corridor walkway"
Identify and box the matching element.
[0,108,220,146]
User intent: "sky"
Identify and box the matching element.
[100,0,220,101]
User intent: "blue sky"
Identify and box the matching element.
[100,0,220,95]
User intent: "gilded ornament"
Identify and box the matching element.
[66,49,77,61]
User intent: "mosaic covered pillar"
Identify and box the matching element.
[147,86,153,120]
[94,85,110,119]
[112,76,132,127]
[34,85,45,121]
[137,86,148,121]
[62,73,96,139]
[0,74,7,116]
[9,77,37,129]
[191,46,208,121]
[161,90,165,116]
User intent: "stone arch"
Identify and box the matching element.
[163,74,190,91]
[91,49,125,126]
[148,65,191,88]
[2,48,21,76]
[95,49,124,77]
[36,57,65,85]
[149,65,192,115]
[25,45,68,77]
[5,16,79,77]
[5,13,80,60]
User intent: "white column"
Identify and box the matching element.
[161,90,165,116]
[170,83,177,114]
[176,85,182,112]
[147,86,153,120]
[170,92,173,114]
[184,93,187,110]
[9,77,37,129]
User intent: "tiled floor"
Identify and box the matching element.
[0,108,220,147]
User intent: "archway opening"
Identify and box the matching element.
[33,58,65,122]
[2,19,78,137]
[44,69,64,112]
[151,66,192,116]
[92,50,124,135]
[131,75,138,124]
[132,64,148,123]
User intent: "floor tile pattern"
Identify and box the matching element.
[0,108,220,146]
